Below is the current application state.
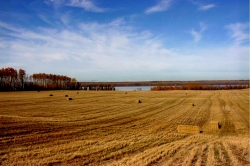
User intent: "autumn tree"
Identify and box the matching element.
[18,69,26,89]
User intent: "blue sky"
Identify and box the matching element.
[0,0,249,81]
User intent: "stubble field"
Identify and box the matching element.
[0,89,249,165]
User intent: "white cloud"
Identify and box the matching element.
[60,13,70,25]
[190,22,207,43]
[145,0,173,14]
[190,29,201,43]
[0,21,21,32]
[190,1,216,11]
[45,0,64,7]
[226,22,249,46]
[46,0,105,12]
[38,14,52,25]
[67,0,105,12]
[198,4,215,11]
[0,20,248,81]
[0,20,176,78]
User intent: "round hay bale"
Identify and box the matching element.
[77,92,79,94]
[50,94,53,96]
[125,92,127,94]
[65,95,68,97]
[68,98,73,100]
[135,100,141,103]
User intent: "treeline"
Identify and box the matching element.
[31,73,80,90]
[0,67,80,91]
[80,80,249,87]
[151,83,249,91]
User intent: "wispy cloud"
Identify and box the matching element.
[145,0,173,14]
[67,0,105,12]
[226,22,249,46]
[0,21,21,32]
[198,4,215,11]
[45,0,64,6]
[190,1,216,11]
[190,22,207,43]
[46,0,105,12]
[190,30,201,43]
[38,14,52,25]
[60,13,71,25]
[0,20,176,78]
[0,19,248,81]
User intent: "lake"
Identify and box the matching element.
[115,86,153,91]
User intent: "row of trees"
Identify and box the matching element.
[0,67,26,91]
[0,67,80,91]
[151,83,249,91]
[32,73,80,90]
[80,80,250,87]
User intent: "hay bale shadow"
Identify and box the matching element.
[135,100,141,103]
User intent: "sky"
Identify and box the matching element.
[0,0,249,81]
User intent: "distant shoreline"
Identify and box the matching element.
[80,80,249,87]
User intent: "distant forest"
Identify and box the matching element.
[150,83,249,91]
[0,67,249,91]
[81,80,249,87]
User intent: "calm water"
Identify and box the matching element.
[115,85,248,91]
[115,86,153,91]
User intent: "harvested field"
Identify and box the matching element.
[0,90,249,165]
